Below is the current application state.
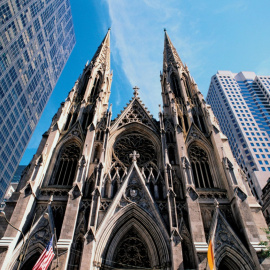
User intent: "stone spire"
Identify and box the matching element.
[163,29,184,71]
[89,28,111,72]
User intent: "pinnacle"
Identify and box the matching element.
[133,86,140,97]
[163,30,184,70]
[89,29,111,70]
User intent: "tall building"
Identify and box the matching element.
[206,71,270,203]
[0,0,76,201]
[0,165,26,210]
[12,165,27,183]
[0,30,269,270]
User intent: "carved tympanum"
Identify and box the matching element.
[113,230,151,269]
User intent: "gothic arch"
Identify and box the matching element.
[113,229,151,268]
[94,204,170,269]
[106,222,157,268]
[170,72,182,99]
[102,162,127,199]
[68,234,84,270]
[182,73,192,99]
[90,71,103,102]
[10,242,45,270]
[43,137,83,187]
[109,122,162,168]
[215,246,254,270]
[50,141,81,186]
[187,142,219,188]
[92,143,102,163]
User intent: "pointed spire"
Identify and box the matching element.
[90,28,111,72]
[163,30,184,71]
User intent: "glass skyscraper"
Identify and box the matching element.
[0,0,75,201]
[207,71,270,203]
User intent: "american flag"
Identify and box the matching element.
[32,235,55,270]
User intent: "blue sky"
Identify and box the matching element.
[20,0,270,164]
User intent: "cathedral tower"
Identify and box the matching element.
[0,30,269,270]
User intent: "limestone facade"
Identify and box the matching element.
[0,29,269,270]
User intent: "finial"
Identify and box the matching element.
[164,28,167,32]
[108,27,111,30]
[129,150,140,162]
[133,86,140,97]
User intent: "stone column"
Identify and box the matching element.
[57,184,82,270]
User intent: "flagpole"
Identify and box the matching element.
[54,227,59,269]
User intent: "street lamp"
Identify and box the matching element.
[0,211,25,270]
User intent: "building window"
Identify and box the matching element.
[188,145,214,188]
[50,142,81,186]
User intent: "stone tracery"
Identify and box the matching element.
[113,132,157,167]
[113,229,151,269]
[188,145,214,188]
[50,142,81,186]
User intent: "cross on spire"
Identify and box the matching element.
[129,150,140,162]
[133,86,140,97]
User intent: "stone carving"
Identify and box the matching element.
[117,100,157,129]
[164,33,184,69]
[198,191,228,200]
[40,189,69,197]
[113,133,157,167]
[100,200,111,211]
[113,230,151,269]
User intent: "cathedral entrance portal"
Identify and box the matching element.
[112,229,151,269]
[218,256,241,270]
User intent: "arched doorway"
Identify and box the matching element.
[218,256,241,270]
[112,229,151,269]
[21,253,40,270]
[93,204,170,269]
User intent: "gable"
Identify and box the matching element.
[111,97,159,132]
[185,122,212,148]
[97,161,167,233]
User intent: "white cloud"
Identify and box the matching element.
[213,1,247,14]
[106,0,209,117]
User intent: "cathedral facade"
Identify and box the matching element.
[0,29,269,270]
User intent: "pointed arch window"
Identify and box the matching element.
[70,112,78,127]
[192,108,207,134]
[188,145,214,188]
[79,70,91,98]
[69,237,84,270]
[113,229,151,269]
[82,112,88,129]
[183,74,192,99]
[89,71,102,103]
[51,142,81,186]
[170,73,182,98]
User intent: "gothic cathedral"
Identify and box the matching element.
[0,30,269,270]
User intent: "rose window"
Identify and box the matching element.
[113,133,157,167]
